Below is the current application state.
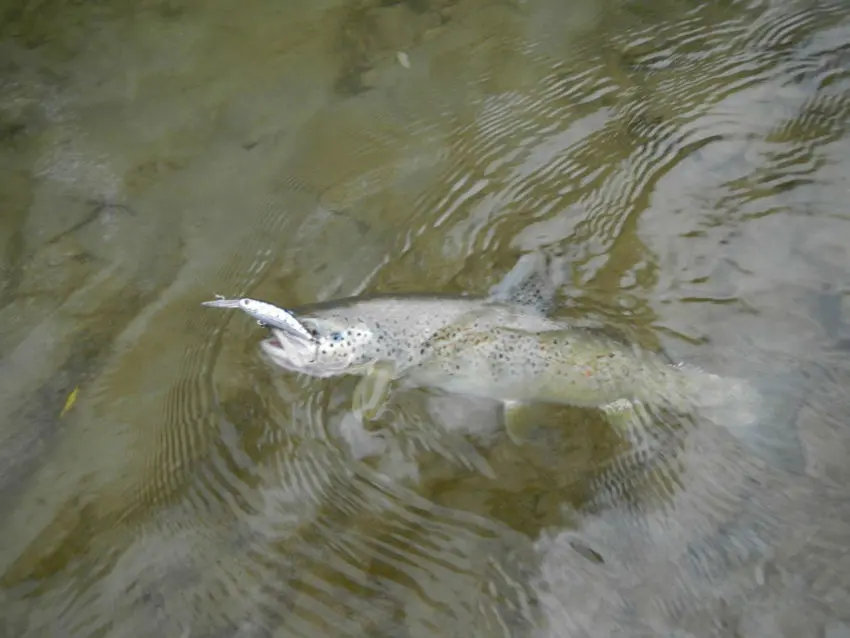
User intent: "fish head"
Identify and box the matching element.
[260,315,378,378]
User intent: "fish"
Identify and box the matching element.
[254,252,764,444]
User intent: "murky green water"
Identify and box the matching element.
[2,0,850,635]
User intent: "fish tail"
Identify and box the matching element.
[677,363,762,428]
[679,364,806,472]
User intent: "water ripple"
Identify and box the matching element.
[8,0,850,636]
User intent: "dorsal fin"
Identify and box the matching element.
[487,250,565,315]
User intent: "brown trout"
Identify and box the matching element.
[253,252,762,439]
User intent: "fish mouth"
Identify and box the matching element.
[262,334,284,349]
[260,333,308,367]
[259,329,336,377]
[260,329,291,354]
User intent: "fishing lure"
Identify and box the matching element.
[202,295,316,343]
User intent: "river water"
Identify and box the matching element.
[2,0,850,636]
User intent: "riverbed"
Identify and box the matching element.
[2,0,850,636]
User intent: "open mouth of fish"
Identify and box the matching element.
[259,332,298,358]
[259,328,331,376]
[263,335,284,348]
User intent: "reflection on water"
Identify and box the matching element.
[2,0,850,635]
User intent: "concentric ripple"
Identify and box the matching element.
[6,0,850,636]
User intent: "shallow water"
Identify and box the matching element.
[2,0,850,636]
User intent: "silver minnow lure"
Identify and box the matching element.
[202,295,316,343]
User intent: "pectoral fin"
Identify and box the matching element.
[352,363,396,422]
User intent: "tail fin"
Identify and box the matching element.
[687,369,762,429]
[683,366,806,473]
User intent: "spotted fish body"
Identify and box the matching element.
[266,296,558,376]
[406,319,760,425]
[259,252,761,429]
[260,251,559,379]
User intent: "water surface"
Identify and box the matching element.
[2,0,850,636]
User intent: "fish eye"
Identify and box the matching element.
[330,331,343,341]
